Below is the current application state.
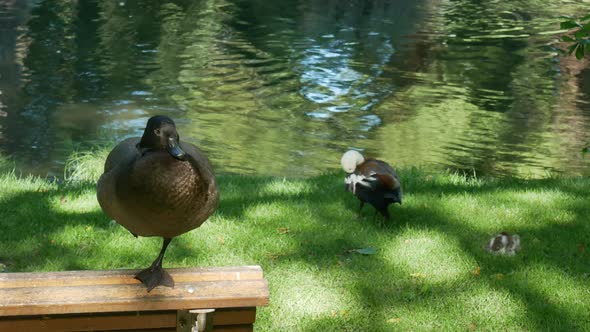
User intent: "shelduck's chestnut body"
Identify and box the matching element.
[341,150,402,219]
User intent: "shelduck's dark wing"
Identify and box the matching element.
[357,159,401,190]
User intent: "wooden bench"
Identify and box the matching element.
[0,266,269,332]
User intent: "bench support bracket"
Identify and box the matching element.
[177,308,215,332]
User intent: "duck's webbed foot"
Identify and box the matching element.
[135,265,174,292]
[135,237,174,292]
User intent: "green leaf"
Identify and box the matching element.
[561,20,582,29]
[351,247,377,255]
[581,14,590,21]
[562,35,575,42]
[562,35,576,42]
[576,43,585,59]
[568,43,578,55]
[574,30,587,40]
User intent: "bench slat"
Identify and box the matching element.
[211,308,256,325]
[0,281,268,316]
[0,267,269,316]
[0,308,257,331]
[0,266,263,288]
[0,311,174,331]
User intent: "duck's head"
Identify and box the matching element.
[340,150,364,173]
[139,115,187,161]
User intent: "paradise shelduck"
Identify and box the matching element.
[97,115,219,291]
[341,150,402,220]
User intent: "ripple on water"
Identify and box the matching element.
[2,0,590,178]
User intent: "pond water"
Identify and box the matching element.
[1,0,590,178]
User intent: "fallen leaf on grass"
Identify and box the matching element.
[330,310,350,319]
[404,239,412,244]
[579,244,585,253]
[348,247,377,255]
[472,266,481,276]
[469,323,477,331]
[266,253,286,261]
[410,272,427,278]
[217,235,225,245]
[387,317,401,324]
[277,227,290,234]
[493,273,504,280]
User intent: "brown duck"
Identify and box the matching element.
[97,115,219,291]
[341,150,402,220]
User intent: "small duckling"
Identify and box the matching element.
[485,232,520,256]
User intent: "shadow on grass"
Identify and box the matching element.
[0,184,91,271]
[0,179,212,272]
[1,170,589,330]
[0,178,179,269]
[381,204,589,331]
[221,171,590,330]
[0,180,107,271]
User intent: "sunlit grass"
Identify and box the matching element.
[1,153,590,330]
[63,146,111,182]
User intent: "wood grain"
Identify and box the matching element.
[0,308,257,331]
[0,266,269,316]
[0,266,263,288]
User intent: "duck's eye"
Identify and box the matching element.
[154,129,161,136]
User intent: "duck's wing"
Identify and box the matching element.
[103,138,141,173]
[358,159,401,191]
[179,141,220,204]
[97,138,140,220]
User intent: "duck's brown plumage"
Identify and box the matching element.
[98,138,218,238]
[97,115,219,291]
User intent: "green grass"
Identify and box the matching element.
[1,154,590,331]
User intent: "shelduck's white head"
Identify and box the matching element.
[340,150,365,173]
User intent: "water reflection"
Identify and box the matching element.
[299,34,394,122]
[0,0,589,177]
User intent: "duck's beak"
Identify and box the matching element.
[167,137,187,161]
